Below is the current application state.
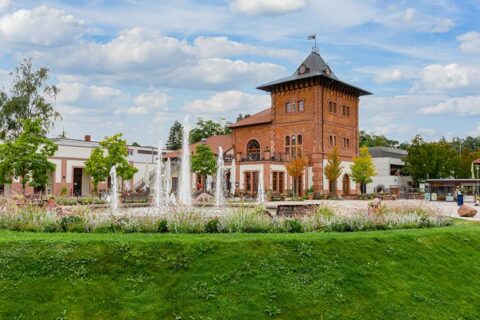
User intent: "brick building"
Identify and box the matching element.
[227,49,371,196]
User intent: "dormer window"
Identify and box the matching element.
[298,64,308,75]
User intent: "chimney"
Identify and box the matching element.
[84,135,91,142]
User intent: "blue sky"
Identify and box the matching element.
[0,0,479,146]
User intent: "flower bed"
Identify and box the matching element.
[0,196,452,234]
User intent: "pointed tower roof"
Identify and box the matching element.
[257,50,371,96]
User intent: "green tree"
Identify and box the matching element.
[350,147,376,194]
[189,118,232,144]
[359,131,399,148]
[324,147,343,196]
[0,58,60,139]
[403,135,458,182]
[191,144,217,191]
[165,121,183,150]
[0,118,58,193]
[85,134,138,192]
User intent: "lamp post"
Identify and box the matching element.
[477,166,479,205]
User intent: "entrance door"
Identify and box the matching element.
[73,168,83,196]
[244,171,259,197]
[293,175,303,196]
[342,174,350,195]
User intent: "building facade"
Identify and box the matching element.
[366,147,413,194]
[227,50,371,196]
[0,135,159,197]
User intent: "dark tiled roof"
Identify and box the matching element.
[257,51,371,96]
[229,108,272,128]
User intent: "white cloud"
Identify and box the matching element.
[0,6,84,47]
[380,6,454,33]
[419,96,480,116]
[154,111,175,124]
[57,82,125,105]
[193,36,298,60]
[169,58,285,89]
[412,64,480,92]
[127,90,170,115]
[231,0,306,16]
[183,90,270,113]
[33,28,286,90]
[0,0,10,13]
[457,31,480,54]
[373,69,406,83]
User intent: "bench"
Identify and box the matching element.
[276,204,315,217]
[121,192,149,204]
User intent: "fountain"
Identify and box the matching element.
[178,116,192,207]
[155,140,165,209]
[165,157,172,197]
[257,170,266,204]
[215,146,225,207]
[206,175,212,193]
[109,166,119,214]
[230,159,236,196]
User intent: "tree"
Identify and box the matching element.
[189,118,232,144]
[350,147,376,194]
[0,118,58,194]
[286,157,308,197]
[191,144,217,191]
[403,135,458,182]
[236,113,251,122]
[165,121,183,150]
[85,133,138,192]
[324,147,343,196]
[359,131,400,148]
[0,58,60,139]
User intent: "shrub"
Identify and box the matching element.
[157,219,169,233]
[284,219,303,233]
[60,215,86,232]
[205,218,220,233]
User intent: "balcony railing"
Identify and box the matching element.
[238,152,302,163]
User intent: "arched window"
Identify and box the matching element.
[246,139,260,161]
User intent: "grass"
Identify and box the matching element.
[0,220,479,319]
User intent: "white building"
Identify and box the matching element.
[367,147,413,194]
[1,135,160,196]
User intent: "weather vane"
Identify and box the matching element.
[307,34,319,53]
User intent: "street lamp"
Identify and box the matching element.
[476,166,479,205]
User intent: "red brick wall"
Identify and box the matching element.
[232,81,361,194]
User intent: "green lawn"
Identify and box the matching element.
[1,221,480,319]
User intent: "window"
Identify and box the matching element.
[298,100,304,112]
[272,172,285,194]
[285,102,291,113]
[329,135,336,147]
[343,138,350,149]
[128,149,134,156]
[246,139,261,161]
[328,101,333,112]
[292,102,296,112]
[333,102,337,113]
[342,105,351,117]
[285,134,303,158]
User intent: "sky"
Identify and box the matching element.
[0,0,479,146]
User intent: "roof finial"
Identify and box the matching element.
[307,34,319,53]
